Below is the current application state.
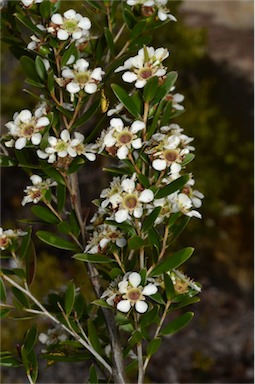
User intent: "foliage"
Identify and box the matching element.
[0,1,203,383]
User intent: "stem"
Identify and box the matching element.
[128,153,141,174]
[27,373,34,384]
[115,41,130,60]
[113,252,126,273]
[134,313,144,384]
[143,300,171,372]
[147,226,169,275]
[114,23,126,43]
[66,96,83,130]
[2,274,112,374]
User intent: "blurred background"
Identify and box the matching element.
[1,0,254,383]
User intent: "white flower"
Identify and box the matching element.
[39,326,67,346]
[22,175,57,206]
[116,272,158,313]
[5,109,49,150]
[84,224,126,254]
[166,87,185,110]
[115,46,169,88]
[48,9,91,41]
[126,0,177,22]
[37,130,96,164]
[21,0,43,7]
[99,118,145,159]
[171,192,202,219]
[61,58,104,97]
[170,269,201,294]
[0,227,27,250]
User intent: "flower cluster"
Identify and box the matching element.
[0,227,27,251]
[84,224,126,254]
[22,174,57,206]
[126,0,177,22]
[5,108,50,150]
[115,46,169,88]
[57,58,104,99]
[39,325,68,346]
[145,123,194,173]
[96,118,145,160]
[37,129,96,165]
[169,269,201,295]
[47,9,91,41]
[21,0,42,7]
[102,272,158,313]
[100,174,154,223]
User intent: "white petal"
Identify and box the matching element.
[117,300,131,313]
[116,238,126,248]
[142,283,158,296]
[84,153,96,161]
[63,9,76,19]
[135,79,147,88]
[31,133,42,145]
[57,29,69,41]
[121,178,135,193]
[115,209,129,223]
[139,189,154,203]
[5,139,14,148]
[19,109,32,123]
[131,121,145,133]
[192,197,202,208]
[132,138,142,149]
[99,238,110,248]
[15,137,27,149]
[122,71,138,83]
[170,163,182,174]
[62,68,75,78]
[85,82,97,94]
[30,174,42,185]
[72,31,82,40]
[158,9,168,21]
[74,132,84,141]
[117,146,129,160]
[135,300,148,313]
[51,13,63,25]
[152,159,167,171]
[91,67,104,81]
[104,133,116,147]
[48,136,57,146]
[37,149,48,159]
[75,58,89,71]
[66,82,80,94]
[134,207,143,218]
[118,280,128,294]
[67,147,77,157]
[58,150,68,158]
[110,118,124,128]
[60,130,70,142]
[186,210,202,219]
[78,17,91,30]
[36,116,49,128]
[129,272,141,288]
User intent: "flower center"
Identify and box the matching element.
[164,149,178,163]
[55,141,68,152]
[75,72,90,85]
[126,288,142,303]
[123,194,138,210]
[74,143,85,155]
[30,189,42,200]
[117,131,133,145]
[139,67,153,79]
[21,124,35,138]
[174,280,189,294]
[63,19,78,33]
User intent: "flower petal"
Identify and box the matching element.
[152,159,167,171]
[51,13,63,25]
[15,137,27,150]
[85,82,97,94]
[129,272,141,288]
[66,81,80,94]
[60,129,70,142]
[117,300,131,313]
[135,300,148,313]
[57,29,69,41]
[122,71,138,83]
[115,209,129,223]
[139,189,154,203]
[31,133,42,145]
[142,283,158,296]
[117,146,129,160]
[131,120,145,133]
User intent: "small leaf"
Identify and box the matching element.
[160,312,194,336]
[57,184,66,211]
[31,206,60,224]
[111,84,140,118]
[146,338,161,357]
[153,71,178,104]
[128,235,144,250]
[122,8,137,29]
[0,352,21,367]
[36,231,77,251]
[142,207,161,232]
[72,99,100,128]
[182,153,195,166]
[143,76,159,103]
[64,281,75,316]
[89,364,98,384]
[140,306,158,328]
[20,227,32,260]
[155,174,190,199]
[88,319,103,355]
[0,156,17,167]
[35,56,47,81]
[40,0,51,19]
[61,42,77,67]
[20,56,40,82]
[92,299,112,309]
[164,273,175,300]
[104,27,115,55]
[0,278,6,302]
[24,324,37,355]
[11,287,30,308]
[41,166,65,185]
[149,247,194,277]
[15,13,44,35]
[47,70,55,93]
[25,241,37,287]
[72,253,114,263]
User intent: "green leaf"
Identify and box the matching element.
[171,216,190,242]
[36,231,77,251]
[140,306,158,328]
[142,207,161,232]
[153,71,178,104]
[155,174,190,199]
[104,27,115,55]
[72,99,101,128]
[0,352,21,367]
[0,156,17,167]
[164,273,175,300]
[111,84,140,118]
[130,20,146,39]
[20,56,40,82]
[146,338,161,357]
[64,281,75,316]
[67,157,85,175]
[24,324,37,355]
[137,173,150,188]
[160,312,194,336]
[88,319,103,355]
[122,8,137,29]
[25,241,36,287]
[89,364,98,384]
[57,184,66,211]
[0,278,6,302]
[11,287,30,308]
[39,0,51,19]
[61,42,77,67]
[72,253,114,263]
[105,220,136,236]
[35,56,47,81]
[161,100,173,126]
[0,309,11,319]
[69,211,80,237]
[42,166,65,185]
[47,70,55,93]
[15,13,44,35]
[28,350,38,383]
[20,226,32,260]
[92,299,112,309]
[150,292,165,305]
[31,206,60,224]
[174,296,200,309]
[74,294,86,319]
[143,76,159,103]
[149,247,194,277]
[147,227,161,253]
[128,235,144,250]
[182,153,195,166]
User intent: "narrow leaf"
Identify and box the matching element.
[146,338,161,356]
[111,84,140,118]
[142,207,161,232]
[149,247,194,277]
[24,324,37,355]
[73,253,114,263]
[128,235,144,250]
[64,281,75,316]
[31,206,60,224]
[35,56,47,81]
[160,312,194,336]
[36,231,77,251]
[155,174,190,199]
